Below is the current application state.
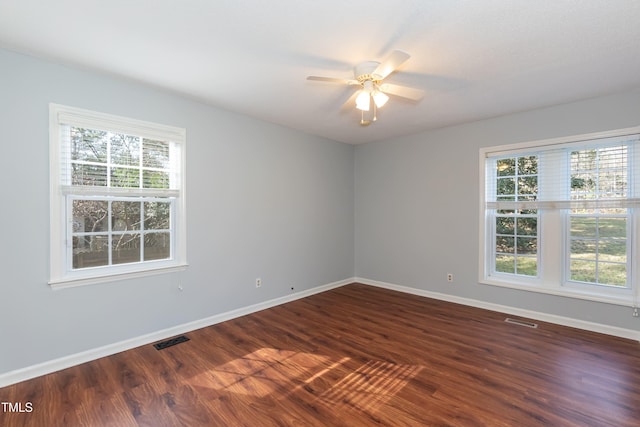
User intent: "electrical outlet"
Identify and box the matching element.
[256,278,262,288]
[447,273,453,282]
[633,307,639,317]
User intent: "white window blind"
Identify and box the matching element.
[59,126,180,197]
[485,133,640,211]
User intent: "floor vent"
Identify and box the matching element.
[505,318,538,328]
[153,335,190,350]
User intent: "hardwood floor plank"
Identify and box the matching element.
[75,391,137,427]
[122,381,182,427]
[1,283,639,426]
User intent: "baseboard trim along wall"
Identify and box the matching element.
[3,277,637,388]
[355,277,640,342]
[0,278,351,388]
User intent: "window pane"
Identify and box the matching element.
[144,201,171,230]
[569,214,628,287]
[516,237,537,255]
[496,177,515,196]
[571,239,597,260]
[144,232,170,261]
[72,164,108,186]
[496,236,514,254]
[112,233,141,265]
[598,263,627,287]
[497,158,515,176]
[599,172,627,198]
[143,170,170,189]
[571,217,596,238]
[496,217,514,234]
[571,149,596,172]
[600,240,626,263]
[516,217,537,236]
[570,174,595,196]
[70,198,174,271]
[599,218,626,238]
[515,256,537,276]
[495,255,515,274]
[517,176,537,196]
[570,146,627,200]
[112,201,141,231]
[110,133,140,166]
[517,156,538,175]
[73,235,109,269]
[111,167,140,188]
[73,200,108,233]
[143,139,170,168]
[71,128,107,163]
[570,260,597,283]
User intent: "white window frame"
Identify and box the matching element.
[49,104,187,289]
[488,154,541,280]
[479,127,640,307]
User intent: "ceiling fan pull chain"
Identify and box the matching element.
[360,109,371,126]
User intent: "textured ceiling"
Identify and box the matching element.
[1,0,639,144]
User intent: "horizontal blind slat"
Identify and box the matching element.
[61,185,179,198]
[487,198,640,210]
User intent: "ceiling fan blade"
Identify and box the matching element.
[373,50,411,80]
[307,76,359,85]
[379,83,424,101]
[340,90,360,111]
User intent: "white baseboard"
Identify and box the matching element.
[355,277,640,342]
[0,278,353,388]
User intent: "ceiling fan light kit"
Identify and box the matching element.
[372,89,389,108]
[355,89,371,111]
[307,50,424,126]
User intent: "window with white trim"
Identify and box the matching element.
[50,104,187,288]
[480,128,640,306]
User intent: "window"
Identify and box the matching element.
[50,104,187,288]
[494,155,539,277]
[568,146,629,286]
[480,128,640,306]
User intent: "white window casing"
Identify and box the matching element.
[479,127,640,307]
[49,104,187,289]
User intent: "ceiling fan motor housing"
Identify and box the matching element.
[354,61,381,83]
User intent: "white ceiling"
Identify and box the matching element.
[1,1,639,144]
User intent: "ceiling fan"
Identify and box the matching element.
[307,50,424,126]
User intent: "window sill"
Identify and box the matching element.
[49,263,188,290]
[480,276,635,307]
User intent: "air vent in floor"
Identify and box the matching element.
[505,318,538,328]
[153,335,190,350]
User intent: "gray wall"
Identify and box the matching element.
[0,49,354,375]
[355,87,640,331]
[2,45,638,378]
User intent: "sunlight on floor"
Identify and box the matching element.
[317,360,422,413]
[188,347,422,414]
[189,348,330,397]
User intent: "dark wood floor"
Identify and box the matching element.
[1,283,639,426]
